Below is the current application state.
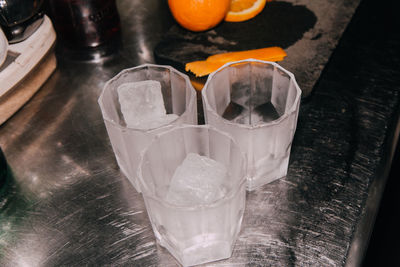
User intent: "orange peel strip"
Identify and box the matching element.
[185,47,287,77]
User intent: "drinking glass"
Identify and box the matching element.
[98,64,197,192]
[202,59,301,190]
[138,125,247,266]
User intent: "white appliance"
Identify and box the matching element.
[0,15,57,125]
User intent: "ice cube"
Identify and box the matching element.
[117,80,169,129]
[166,153,228,206]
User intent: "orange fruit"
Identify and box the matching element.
[225,0,267,22]
[168,0,231,32]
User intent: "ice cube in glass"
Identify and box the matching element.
[166,153,229,206]
[138,125,247,266]
[98,64,197,192]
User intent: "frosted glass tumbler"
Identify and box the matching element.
[98,64,197,192]
[138,125,246,266]
[202,59,301,191]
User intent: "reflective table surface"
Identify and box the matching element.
[1,0,399,266]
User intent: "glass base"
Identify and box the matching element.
[157,233,233,267]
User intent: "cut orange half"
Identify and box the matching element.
[225,0,267,22]
[168,0,230,31]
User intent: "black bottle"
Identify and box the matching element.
[46,0,121,60]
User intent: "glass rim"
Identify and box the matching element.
[137,124,248,210]
[98,63,197,133]
[201,59,302,129]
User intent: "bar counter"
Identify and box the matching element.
[1,0,399,266]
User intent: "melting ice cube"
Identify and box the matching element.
[117,80,178,129]
[166,153,228,206]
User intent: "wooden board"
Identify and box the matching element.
[0,51,56,125]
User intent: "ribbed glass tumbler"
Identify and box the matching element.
[138,125,247,266]
[202,59,301,191]
[98,64,197,192]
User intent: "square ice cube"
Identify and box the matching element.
[166,153,228,206]
[117,80,168,128]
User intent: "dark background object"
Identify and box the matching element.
[45,0,121,60]
[0,0,44,43]
[154,0,362,98]
[154,1,316,73]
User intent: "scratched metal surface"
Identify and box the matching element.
[1,0,400,266]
